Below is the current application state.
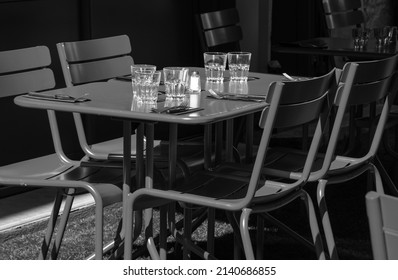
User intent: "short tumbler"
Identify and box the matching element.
[203,52,227,82]
[227,52,251,82]
[131,64,156,97]
[134,70,161,103]
[163,67,189,98]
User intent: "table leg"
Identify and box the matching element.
[144,123,155,253]
[204,124,213,169]
[245,114,254,163]
[226,119,234,162]
[122,120,132,228]
[215,122,223,165]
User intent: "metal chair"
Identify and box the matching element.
[124,68,337,260]
[0,45,124,259]
[196,8,242,53]
[262,54,398,259]
[321,0,366,68]
[57,35,205,182]
[366,190,398,259]
[322,0,365,33]
[56,35,143,162]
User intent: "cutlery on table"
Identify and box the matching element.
[207,89,266,102]
[151,103,203,115]
[25,92,91,102]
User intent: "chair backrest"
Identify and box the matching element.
[0,46,69,164]
[314,54,398,179]
[322,0,365,31]
[366,191,398,259]
[56,35,134,159]
[196,8,242,53]
[57,34,134,86]
[0,46,55,97]
[243,68,337,202]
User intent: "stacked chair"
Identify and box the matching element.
[0,46,124,259]
[124,68,338,260]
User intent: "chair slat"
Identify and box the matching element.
[68,56,133,84]
[200,8,240,30]
[322,0,363,14]
[0,69,55,98]
[260,69,335,129]
[63,35,131,62]
[0,46,51,73]
[325,10,365,29]
[204,25,243,48]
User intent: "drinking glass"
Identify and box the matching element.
[227,52,252,82]
[134,69,154,102]
[373,27,389,49]
[131,64,156,97]
[352,28,370,49]
[163,67,189,98]
[203,52,227,82]
[142,71,161,103]
[385,26,397,47]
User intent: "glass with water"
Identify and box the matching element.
[203,52,227,82]
[227,52,251,82]
[131,64,156,97]
[163,67,189,98]
[134,70,161,103]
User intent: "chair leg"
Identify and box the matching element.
[239,208,255,260]
[39,189,64,260]
[93,200,104,259]
[159,205,168,259]
[256,215,265,259]
[50,193,74,259]
[317,179,338,259]
[207,208,215,255]
[225,211,243,259]
[301,191,326,260]
[183,208,193,259]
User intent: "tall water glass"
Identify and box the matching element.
[203,52,227,82]
[385,26,397,47]
[142,71,161,103]
[131,64,156,97]
[374,27,389,49]
[352,28,370,49]
[163,67,189,98]
[227,52,251,82]
[134,69,155,102]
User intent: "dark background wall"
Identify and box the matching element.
[0,0,396,197]
[0,0,236,196]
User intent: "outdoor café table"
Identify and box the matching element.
[14,69,284,258]
[273,37,398,59]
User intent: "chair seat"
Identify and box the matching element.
[0,153,75,179]
[171,164,299,209]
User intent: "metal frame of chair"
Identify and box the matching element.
[56,35,141,162]
[261,54,398,259]
[0,45,124,259]
[366,190,398,259]
[123,68,337,260]
[322,0,365,32]
[316,55,398,259]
